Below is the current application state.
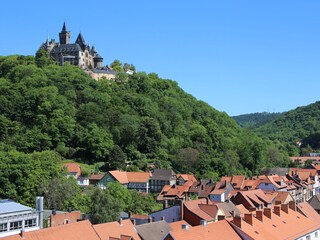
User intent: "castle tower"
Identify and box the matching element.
[59,22,70,45]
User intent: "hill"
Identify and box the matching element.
[233,112,283,128]
[0,55,290,185]
[252,101,320,154]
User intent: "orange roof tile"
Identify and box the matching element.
[183,199,217,221]
[64,163,81,176]
[89,174,105,180]
[126,172,151,183]
[167,219,243,240]
[2,220,101,240]
[50,211,81,227]
[229,205,320,240]
[93,219,141,240]
[109,170,129,184]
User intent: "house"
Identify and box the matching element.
[290,156,320,165]
[231,189,273,211]
[157,184,190,202]
[183,199,225,226]
[76,176,90,187]
[176,174,197,186]
[1,220,101,240]
[48,211,81,227]
[135,220,172,240]
[209,181,233,202]
[96,170,151,192]
[89,174,105,186]
[93,218,141,240]
[164,219,246,240]
[149,204,182,223]
[188,179,215,198]
[0,197,43,237]
[264,191,294,204]
[150,169,176,193]
[63,163,81,179]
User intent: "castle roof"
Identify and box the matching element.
[61,22,67,33]
[51,44,82,54]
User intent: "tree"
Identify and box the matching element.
[109,145,127,170]
[110,59,123,72]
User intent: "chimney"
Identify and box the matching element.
[263,208,272,219]
[148,217,153,223]
[130,219,136,226]
[281,203,289,214]
[161,216,165,221]
[275,200,282,205]
[200,220,207,226]
[253,209,262,222]
[244,213,253,225]
[233,215,242,229]
[67,207,73,213]
[52,209,56,215]
[19,229,25,238]
[289,201,296,211]
[128,211,132,218]
[181,224,189,230]
[36,196,44,229]
[118,218,123,226]
[217,215,225,221]
[163,200,168,209]
[274,205,281,216]
[249,207,256,212]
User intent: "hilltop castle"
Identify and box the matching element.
[40,22,104,69]
[40,22,116,80]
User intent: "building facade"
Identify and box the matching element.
[40,22,103,70]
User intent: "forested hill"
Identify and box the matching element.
[0,55,289,183]
[252,101,320,153]
[233,112,283,128]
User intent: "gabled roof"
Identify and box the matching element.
[157,184,190,201]
[64,163,81,176]
[232,189,273,210]
[183,199,217,221]
[89,174,105,181]
[297,201,320,222]
[76,33,86,46]
[2,220,101,240]
[167,219,244,240]
[109,170,129,184]
[260,167,289,176]
[216,202,241,218]
[50,211,81,227]
[308,194,320,210]
[108,171,151,184]
[176,174,197,182]
[93,219,140,240]
[135,220,172,240]
[188,180,215,198]
[151,169,176,181]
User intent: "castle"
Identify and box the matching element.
[40,22,104,70]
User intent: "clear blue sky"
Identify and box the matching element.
[1,1,320,116]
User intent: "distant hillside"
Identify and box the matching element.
[233,112,283,128]
[253,101,320,152]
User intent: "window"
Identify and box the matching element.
[10,221,22,230]
[306,235,311,240]
[25,218,37,228]
[315,231,318,238]
[0,223,7,232]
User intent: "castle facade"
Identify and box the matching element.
[40,22,103,69]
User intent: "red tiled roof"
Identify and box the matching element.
[167,219,244,240]
[290,156,320,163]
[89,174,105,181]
[183,199,218,221]
[177,174,197,182]
[1,220,101,240]
[50,211,81,227]
[109,171,151,184]
[64,163,81,176]
[93,219,141,240]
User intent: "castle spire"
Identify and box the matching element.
[61,22,67,33]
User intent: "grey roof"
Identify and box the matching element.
[51,43,82,54]
[308,194,320,210]
[135,220,172,240]
[61,22,67,33]
[0,199,33,214]
[76,33,86,46]
[92,69,117,75]
[151,169,176,181]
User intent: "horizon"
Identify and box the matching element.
[1,1,320,116]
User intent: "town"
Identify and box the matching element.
[1,154,320,240]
